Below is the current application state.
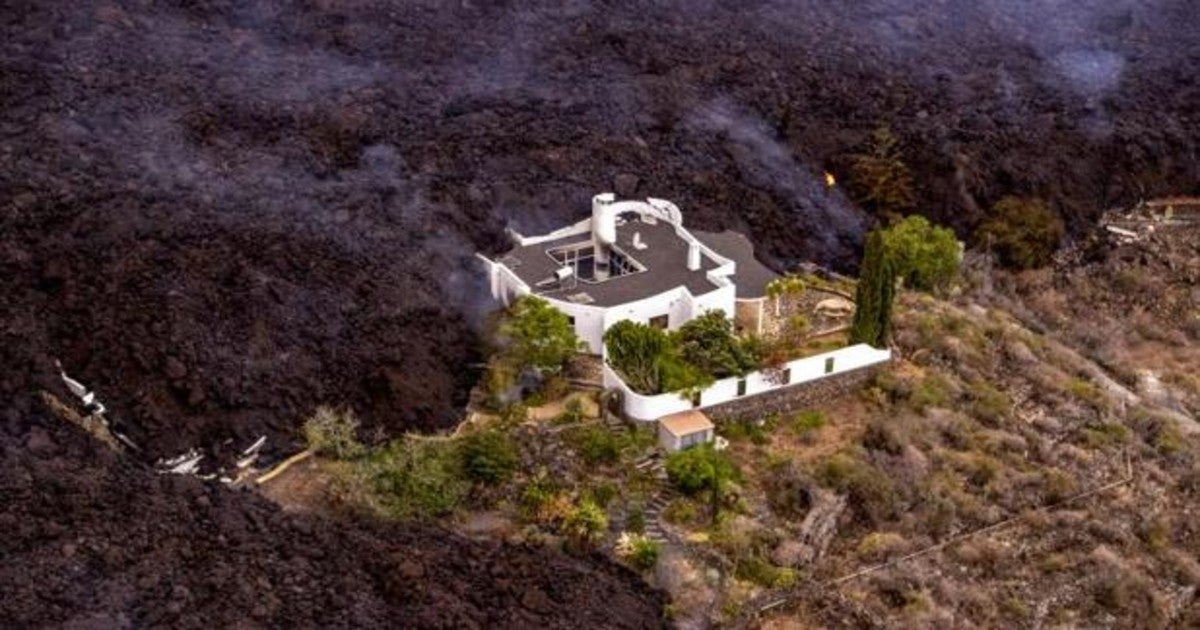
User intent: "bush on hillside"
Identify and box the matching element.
[303,406,365,459]
[461,430,519,484]
[665,445,740,521]
[369,438,468,519]
[975,196,1064,269]
[563,498,608,551]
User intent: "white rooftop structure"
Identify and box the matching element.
[477,193,780,353]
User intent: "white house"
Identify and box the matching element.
[477,193,779,353]
[478,192,892,431]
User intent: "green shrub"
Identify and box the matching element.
[765,274,806,300]
[734,556,797,589]
[573,425,623,465]
[975,196,1064,269]
[814,453,899,524]
[553,398,585,425]
[604,320,672,394]
[910,374,953,410]
[588,482,618,508]
[519,474,560,521]
[303,406,365,459]
[880,215,961,292]
[663,498,700,525]
[1154,423,1184,456]
[673,310,761,378]
[626,505,647,533]
[792,410,827,434]
[721,418,772,445]
[628,536,660,570]
[665,445,739,497]
[460,430,519,484]
[968,381,1012,424]
[369,438,467,519]
[605,314,749,394]
[1041,469,1077,503]
[525,374,570,407]
[563,498,608,551]
[861,418,906,455]
[658,353,715,395]
[1082,422,1132,449]
[499,402,529,426]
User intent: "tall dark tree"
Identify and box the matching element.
[848,125,916,221]
[851,230,897,348]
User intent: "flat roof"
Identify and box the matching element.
[692,230,778,299]
[500,217,724,307]
[659,409,715,436]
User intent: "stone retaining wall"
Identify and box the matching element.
[703,365,880,423]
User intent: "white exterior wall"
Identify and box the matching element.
[477,254,531,307]
[479,195,746,356]
[544,297,607,354]
[658,426,714,452]
[605,343,893,422]
[478,252,737,355]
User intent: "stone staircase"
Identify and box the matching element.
[640,456,676,544]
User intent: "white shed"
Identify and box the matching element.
[658,410,715,452]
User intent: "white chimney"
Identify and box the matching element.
[687,242,701,271]
[592,192,617,280]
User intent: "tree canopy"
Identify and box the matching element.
[665,444,740,521]
[848,126,916,220]
[880,215,961,292]
[499,295,582,374]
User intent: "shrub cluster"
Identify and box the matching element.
[460,430,519,484]
[974,196,1064,269]
[604,310,759,395]
[880,215,961,292]
[303,406,365,459]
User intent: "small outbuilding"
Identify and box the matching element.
[657,409,715,452]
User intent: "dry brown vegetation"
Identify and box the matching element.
[734,219,1199,627]
[687,302,1189,626]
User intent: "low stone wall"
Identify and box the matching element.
[703,365,880,423]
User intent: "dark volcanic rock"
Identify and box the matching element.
[0,413,665,628]
[1,0,1197,461]
[0,2,1197,624]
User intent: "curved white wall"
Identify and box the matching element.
[604,343,892,421]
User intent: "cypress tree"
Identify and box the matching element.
[851,229,896,348]
[876,245,897,345]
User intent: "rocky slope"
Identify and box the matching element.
[1,409,666,628]
[3,0,1198,459]
[2,1,1199,626]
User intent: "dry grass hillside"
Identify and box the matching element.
[743,218,1199,628]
